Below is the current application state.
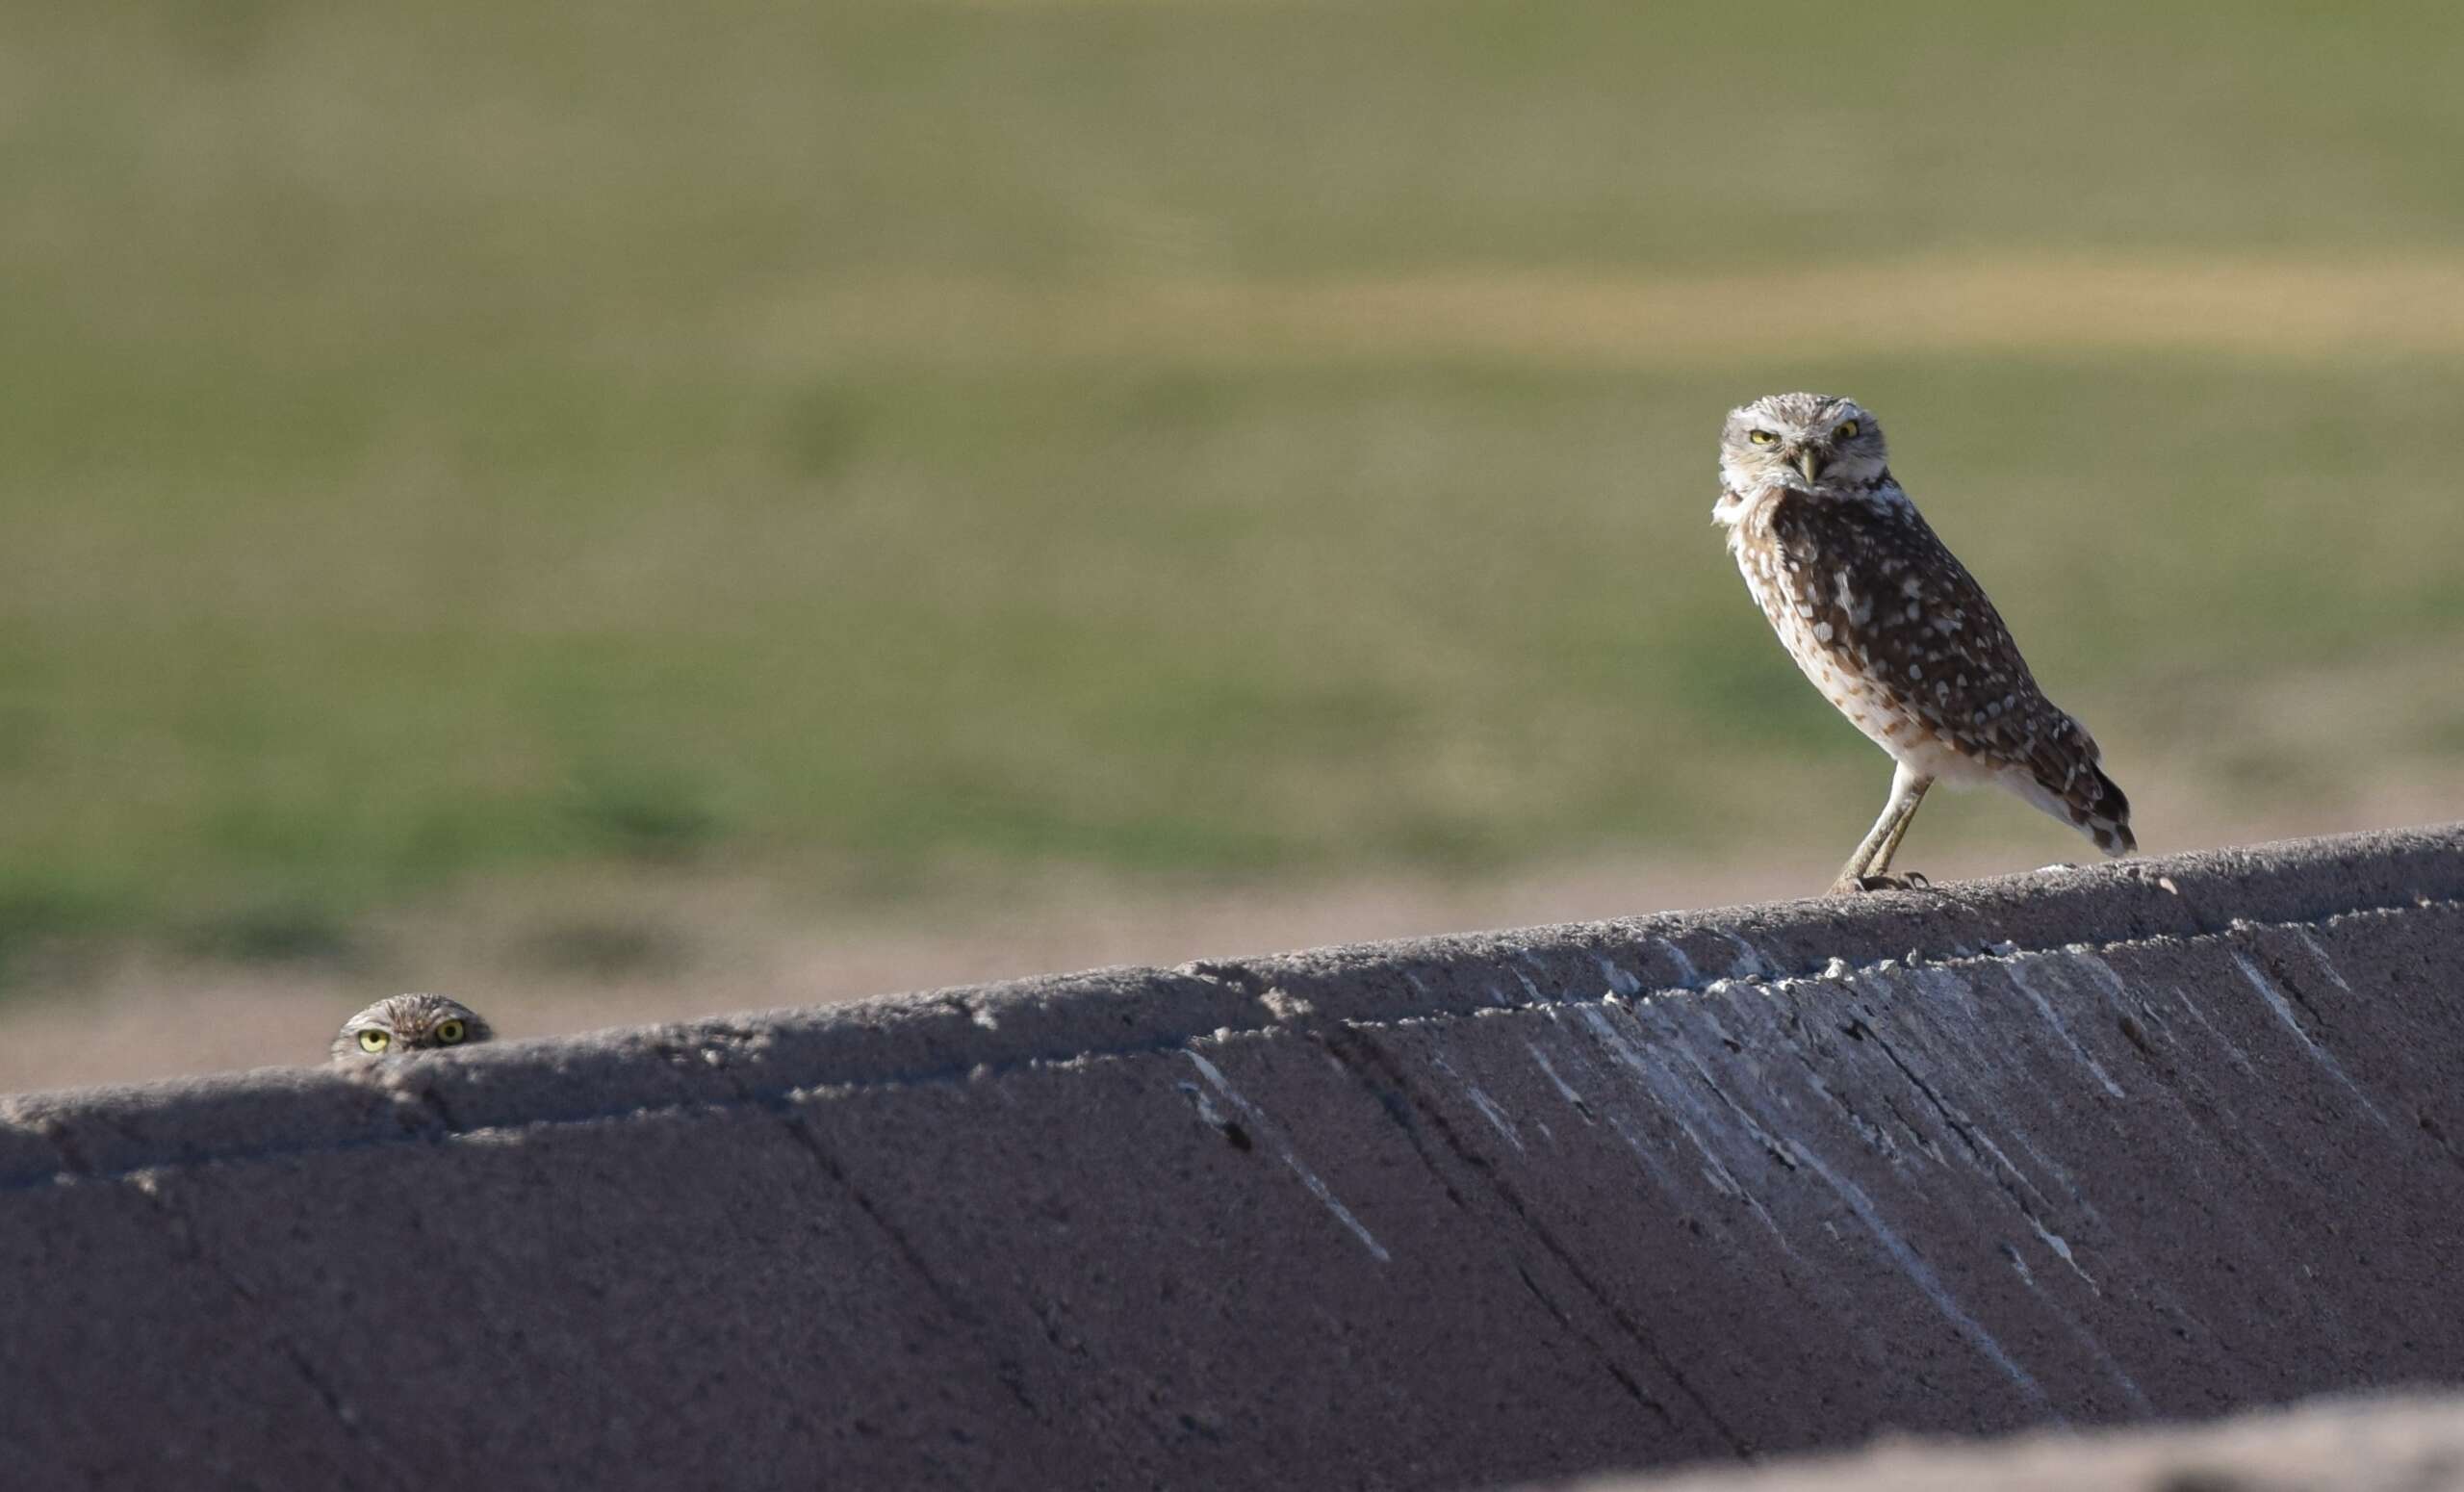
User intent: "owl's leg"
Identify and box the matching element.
[1868,769,1933,876]
[1828,762,1934,895]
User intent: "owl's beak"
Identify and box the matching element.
[1794,448,1827,484]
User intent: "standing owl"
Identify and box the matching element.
[1711,393,2133,895]
[330,993,495,1063]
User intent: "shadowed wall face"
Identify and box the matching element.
[3,828,2463,1489]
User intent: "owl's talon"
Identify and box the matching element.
[1831,872,1931,895]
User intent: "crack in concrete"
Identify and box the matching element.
[1846,1005,2092,1285]
[131,1177,414,1491]
[705,1050,1053,1433]
[1315,1022,1754,1459]
[1511,1263,1673,1421]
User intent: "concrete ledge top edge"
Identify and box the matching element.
[1216,821,2464,1008]
[3,822,2458,1188]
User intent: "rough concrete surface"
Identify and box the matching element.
[4,825,2463,1490]
[1538,1390,2464,1491]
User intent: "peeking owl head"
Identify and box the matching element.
[1717,391,1890,502]
[331,993,495,1064]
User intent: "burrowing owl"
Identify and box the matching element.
[1713,393,2133,895]
[331,993,495,1063]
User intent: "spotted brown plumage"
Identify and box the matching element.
[1712,392,2133,894]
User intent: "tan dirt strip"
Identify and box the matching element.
[751,256,2464,366]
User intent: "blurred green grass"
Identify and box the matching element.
[5,0,2464,961]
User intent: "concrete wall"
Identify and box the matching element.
[4,825,2462,1490]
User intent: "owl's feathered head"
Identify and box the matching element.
[331,992,494,1063]
[1716,392,1891,513]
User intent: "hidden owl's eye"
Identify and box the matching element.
[434,1018,467,1045]
[1835,420,1861,440]
[357,1028,390,1054]
[1747,429,1778,446]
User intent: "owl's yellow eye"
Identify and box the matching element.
[434,1018,467,1045]
[1748,429,1778,446]
[357,1029,390,1053]
[1835,420,1861,440]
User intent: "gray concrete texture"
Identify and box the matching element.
[3,824,2462,1490]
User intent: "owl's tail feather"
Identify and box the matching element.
[2071,766,2134,857]
[2012,747,2135,858]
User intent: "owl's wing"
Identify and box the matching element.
[1876,507,2132,852]
[1775,496,2040,751]
[1783,496,2132,849]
